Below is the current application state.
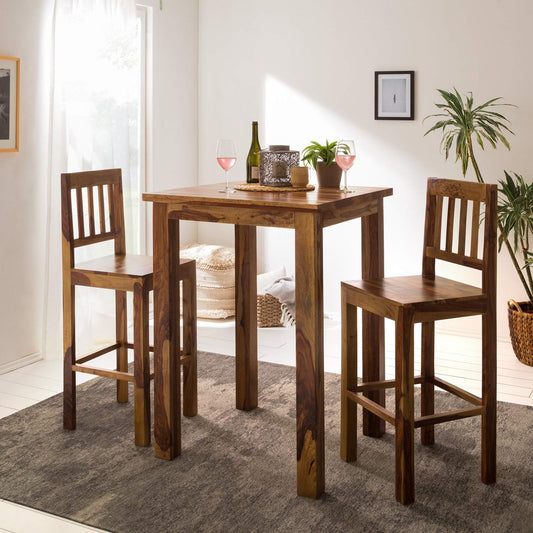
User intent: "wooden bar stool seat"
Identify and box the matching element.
[344,275,486,318]
[62,169,197,448]
[73,254,155,282]
[340,178,497,505]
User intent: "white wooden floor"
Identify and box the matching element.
[1,317,532,532]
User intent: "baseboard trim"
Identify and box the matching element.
[0,352,43,375]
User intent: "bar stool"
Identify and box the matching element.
[340,178,497,504]
[61,168,197,446]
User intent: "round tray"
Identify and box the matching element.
[234,183,315,193]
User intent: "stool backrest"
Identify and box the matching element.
[422,178,497,295]
[61,169,126,269]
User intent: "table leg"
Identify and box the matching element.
[361,199,386,438]
[153,203,181,459]
[295,212,325,498]
[235,225,258,411]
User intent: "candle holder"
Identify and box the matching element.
[259,145,300,187]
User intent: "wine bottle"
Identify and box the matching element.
[246,121,261,183]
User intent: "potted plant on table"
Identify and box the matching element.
[424,88,533,366]
[301,139,343,188]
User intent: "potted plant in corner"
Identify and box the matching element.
[301,139,343,188]
[498,172,533,365]
[424,88,533,366]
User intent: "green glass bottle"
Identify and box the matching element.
[246,121,261,183]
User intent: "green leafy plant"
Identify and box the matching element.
[424,89,514,178]
[424,88,533,303]
[301,140,346,170]
[498,172,533,301]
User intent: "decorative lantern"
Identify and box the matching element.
[259,145,300,187]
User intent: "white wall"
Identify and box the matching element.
[145,0,198,248]
[0,0,53,370]
[198,0,533,340]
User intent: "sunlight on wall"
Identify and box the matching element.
[260,75,427,314]
[263,74,422,188]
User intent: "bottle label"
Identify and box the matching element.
[251,166,259,181]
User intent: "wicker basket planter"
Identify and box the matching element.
[508,300,533,366]
[257,294,283,328]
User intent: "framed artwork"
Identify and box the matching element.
[0,56,20,152]
[375,71,414,120]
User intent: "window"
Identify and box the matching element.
[47,1,153,355]
[55,1,150,254]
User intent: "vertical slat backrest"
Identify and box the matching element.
[445,197,455,252]
[60,169,125,269]
[422,178,497,295]
[87,184,95,236]
[457,198,468,256]
[98,184,106,233]
[470,200,480,257]
[76,188,85,239]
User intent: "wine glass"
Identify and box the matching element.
[217,139,237,194]
[335,140,356,193]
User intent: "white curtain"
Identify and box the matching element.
[44,0,139,359]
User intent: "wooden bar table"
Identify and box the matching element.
[143,182,392,499]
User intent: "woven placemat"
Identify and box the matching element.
[234,183,315,193]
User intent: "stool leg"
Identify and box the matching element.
[421,321,435,445]
[63,282,76,430]
[116,290,128,403]
[341,293,358,462]
[182,263,197,417]
[481,310,497,483]
[362,311,386,437]
[395,307,415,505]
[133,282,151,446]
[361,202,386,438]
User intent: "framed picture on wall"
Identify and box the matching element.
[375,71,414,120]
[0,56,20,152]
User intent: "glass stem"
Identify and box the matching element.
[344,169,348,191]
[225,170,229,190]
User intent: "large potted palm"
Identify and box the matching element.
[499,172,533,365]
[424,89,533,365]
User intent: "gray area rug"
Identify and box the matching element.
[0,351,532,533]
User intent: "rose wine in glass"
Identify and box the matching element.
[217,139,237,193]
[335,140,356,193]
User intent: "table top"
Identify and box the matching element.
[143,181,393,212]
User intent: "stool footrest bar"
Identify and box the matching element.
[346,390,395,425]
[431,376,483,406]
[75,343,122,364]
[126,342,155,352]
[71,364,134,382]
[415,406,484,427]
[356,375,424,393]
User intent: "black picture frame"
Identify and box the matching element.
[374,71,415,121]
[0,56,20,152]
